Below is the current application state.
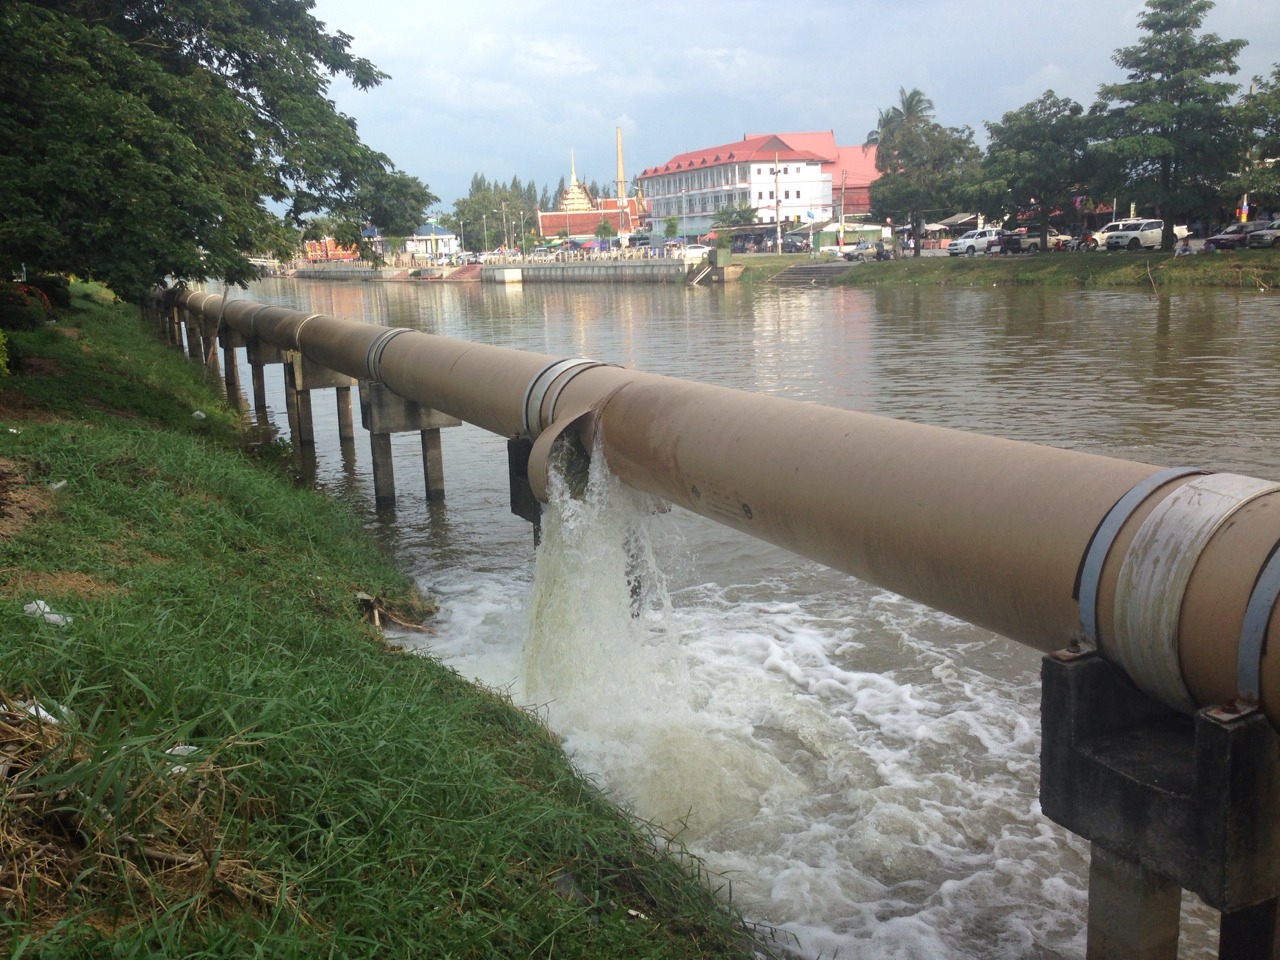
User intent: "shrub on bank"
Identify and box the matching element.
[0,282,53,330]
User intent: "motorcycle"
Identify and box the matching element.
[1068,232,1099,252]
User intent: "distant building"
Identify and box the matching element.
[636,132,879,237]
[403,222,458,259]
[359,221,459,261]
[535,149,645,243]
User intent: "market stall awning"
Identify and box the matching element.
[939,212,977,227]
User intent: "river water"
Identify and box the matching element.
[227,277,1279,959]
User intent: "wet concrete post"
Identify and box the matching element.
[286,352,356,450]
[282,359,311,447]
[198,312,221,379]
[218,323,246,408]
[358,380,461,506]
[182,304,202,362]
[1086,845,1181,959]
[335,386,354,443]
[245,337,287,419]
[1040,652,1280,960]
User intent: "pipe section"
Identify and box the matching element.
[182,292,1280,727]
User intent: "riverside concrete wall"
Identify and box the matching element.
[483,262,687,284]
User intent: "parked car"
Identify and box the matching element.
[839,240,888,262]
[1001,226,1071,254]
[527,246,554,261]
[1247,220,1280,248]
[947,228,1003,256]
[1105,219,1167,251]
[1204,221,1264,250]
[682,244,712,260]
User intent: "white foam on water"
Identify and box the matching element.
[413,448,1219,960]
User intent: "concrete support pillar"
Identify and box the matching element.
[198,313,220,377]
[246,338,287,418]
[218,324,246,408]
[182,307,202,362]
[284,351,357,450]
[1221,898,1280,960]
[1041,652,1280,960]
[421,426,444,500]
[358,380,461,506]
[336,386,354,443]
[1086,844,1181,960]
[282,362,302,443]
[283,361,313,447]
[370,431,395,505]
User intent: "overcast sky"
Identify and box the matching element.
[309,0,1280,211]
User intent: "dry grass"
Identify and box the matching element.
[0,690,296,935]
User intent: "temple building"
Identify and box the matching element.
[535,133,646,244]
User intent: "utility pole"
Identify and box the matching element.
[774,152,781,251]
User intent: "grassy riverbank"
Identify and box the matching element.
[0,284,777,958]
[734,248,1280,289]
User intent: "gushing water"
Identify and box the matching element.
[524,445,806,837]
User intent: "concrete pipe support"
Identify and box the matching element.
[182,292,1280,728]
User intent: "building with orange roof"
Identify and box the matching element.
[636,132,878,238]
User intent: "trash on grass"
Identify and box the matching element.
[23,599,73,626]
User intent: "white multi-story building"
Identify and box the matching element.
[636,132,878,237]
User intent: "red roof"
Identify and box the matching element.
[637,132,877,191]
[535,195,646,239]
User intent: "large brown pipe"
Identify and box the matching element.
[190,292,1280,726]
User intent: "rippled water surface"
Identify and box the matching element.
[229,277,1280,959]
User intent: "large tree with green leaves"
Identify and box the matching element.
[973,92,1090,246]
[0,1,431,299]
[1239,67,1280,213]
[1091,0,1247,248]
[864,89,979,255]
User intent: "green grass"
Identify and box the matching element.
[0,284,779,959]
[831,246,1280,289]
[720,246,1280,288]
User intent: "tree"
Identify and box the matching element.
[976,92,1090,246]
[712,202,759,228]
[1091,0,1247,248]
[0,1,409,299]
[359,171,438,240]
[865,87,936,157]
[864,89,978,256]
[1239,67,1280,213]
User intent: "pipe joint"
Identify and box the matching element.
[1076,466,1206,650]
[364,328,411,383]
[521,358,606,438]
[1114,473,1280,713]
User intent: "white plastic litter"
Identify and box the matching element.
[48,480,67,491]
[165,743,201,775]
[17,700,61,724]
[191,410,207,420]
[23,599,73,626]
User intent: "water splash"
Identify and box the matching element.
[523,441,805,835]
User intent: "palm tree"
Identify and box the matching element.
[864,87,936,172]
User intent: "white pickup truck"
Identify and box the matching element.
[947,228,1003,256]
[1102,219,1190,251]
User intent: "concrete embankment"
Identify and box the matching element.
[484,261,688,283]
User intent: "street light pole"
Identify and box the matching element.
[501,199,509,249]
[482,212,488,252]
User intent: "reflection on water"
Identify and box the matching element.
[232,277,1278,959]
